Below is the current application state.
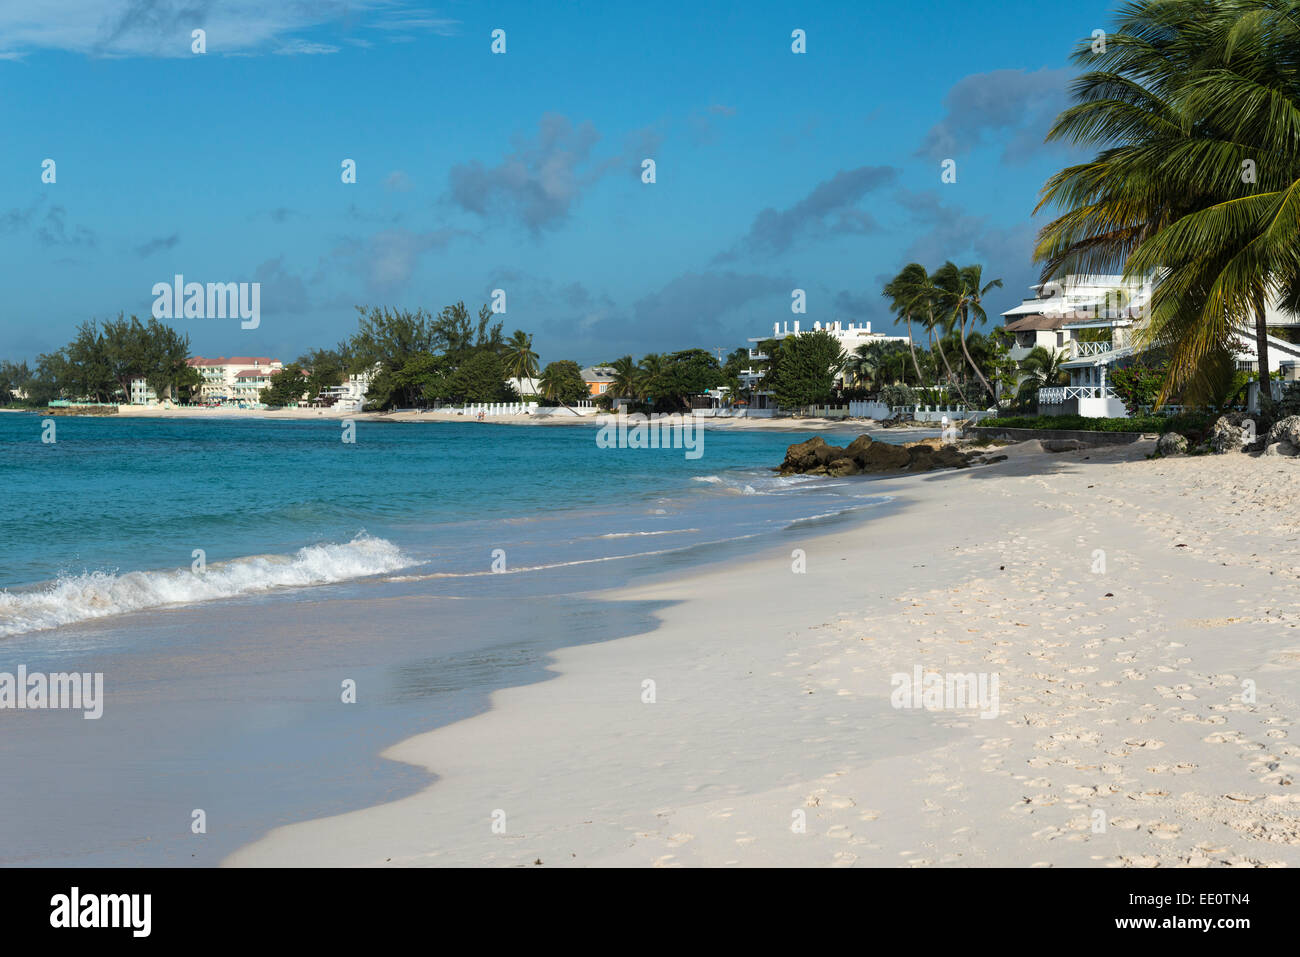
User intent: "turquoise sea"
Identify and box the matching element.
[0,413,909,864]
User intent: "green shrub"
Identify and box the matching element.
[987,413,1216,434]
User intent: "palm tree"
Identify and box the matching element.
[1015,346,1069,407]
[503,330,539,388]
[1036,0,1300,406]
[609,355,641,401]
[638,353,667,408]
[882,264,930,386]
[845,342,888,391]
[927,264,974,404]
[537,362,577,413]
[955,263,1002,403]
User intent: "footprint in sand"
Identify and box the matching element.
[1147,821,1182,840]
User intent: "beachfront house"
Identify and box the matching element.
[581,366,615,396]
[187,356,284,405]
[740,320,908,410]
[317,367,378,412]
[230,366,280,406]
[1002,274,1300,417]
[128,378,158,405]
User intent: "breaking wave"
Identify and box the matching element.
[0,535,414,638]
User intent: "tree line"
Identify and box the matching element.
[2,316,199,405]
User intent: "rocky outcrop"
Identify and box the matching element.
[1267,415,1300,449]
[1209,416,1247,454]
[1156,432,1188,456]
[779,436,837,473]
[779,433,975,476]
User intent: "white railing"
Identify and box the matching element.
[441,402,539,417]
[1039,386,1118,403]
[1069,340,1113,358]
[887,405,997,423]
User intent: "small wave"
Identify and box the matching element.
[386,533,765,581]
[0,535,414,638]
[597,529,699,539]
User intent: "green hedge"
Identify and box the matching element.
[988,412,1216,434]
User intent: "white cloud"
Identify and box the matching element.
[0,1,456,59]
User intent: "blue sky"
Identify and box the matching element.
[0,0,1116,367]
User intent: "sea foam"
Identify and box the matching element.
[0,535,413,638]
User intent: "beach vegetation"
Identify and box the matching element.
[259,364,309,406]
[25,315,199,405]
[766,329,846,409]
[537,360,589,408]
[991,411,1217,434]
[1035,0,1300,408]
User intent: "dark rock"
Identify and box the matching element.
[1267,415,1300,448]
[844,435,874,461]
[779,436,829,474]
[859,440,911,472]
[1156,432,1188,456]
[931,446,970,469]
[1209,416,1246,453]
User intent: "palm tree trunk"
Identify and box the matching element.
[904,313,924,387]
[930,308,968,405]
[1254,295,1273,411]
[958,308,996,403]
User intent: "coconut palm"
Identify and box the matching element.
[1036,0,1300,405]
[845,341,904,391]
[929,263,977,404]
[609,355,641,401]
[503,330,539,385]
[638,353,667,406]
[882,264,929,386]
[537,362,576,413]
[1015,346,1070,407]
[956,264,1003,402]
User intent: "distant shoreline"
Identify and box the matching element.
[32,403,938,435]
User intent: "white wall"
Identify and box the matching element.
[1077,395,1129,418]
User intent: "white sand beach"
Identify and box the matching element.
[227,440,1300,868]
[111,403,903,433]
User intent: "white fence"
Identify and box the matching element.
[1038,386,1118,403]
[439,402,538,417]
[890,405,996,423]
[1038,386,1127,418]
[848,400,892,419]
[690,407,776,418]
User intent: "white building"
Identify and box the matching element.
[506,376,541,397]
[187,356,283,405]
[740,320,908,409]
[318,367,377,412]
[128,378,158,405]
[1002,274,1300,416]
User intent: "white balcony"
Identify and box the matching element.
[1067,340,1113,359]
[1038,385,1118,403]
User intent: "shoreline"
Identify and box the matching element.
[98,403,935,435]
[226,440,1300,867]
